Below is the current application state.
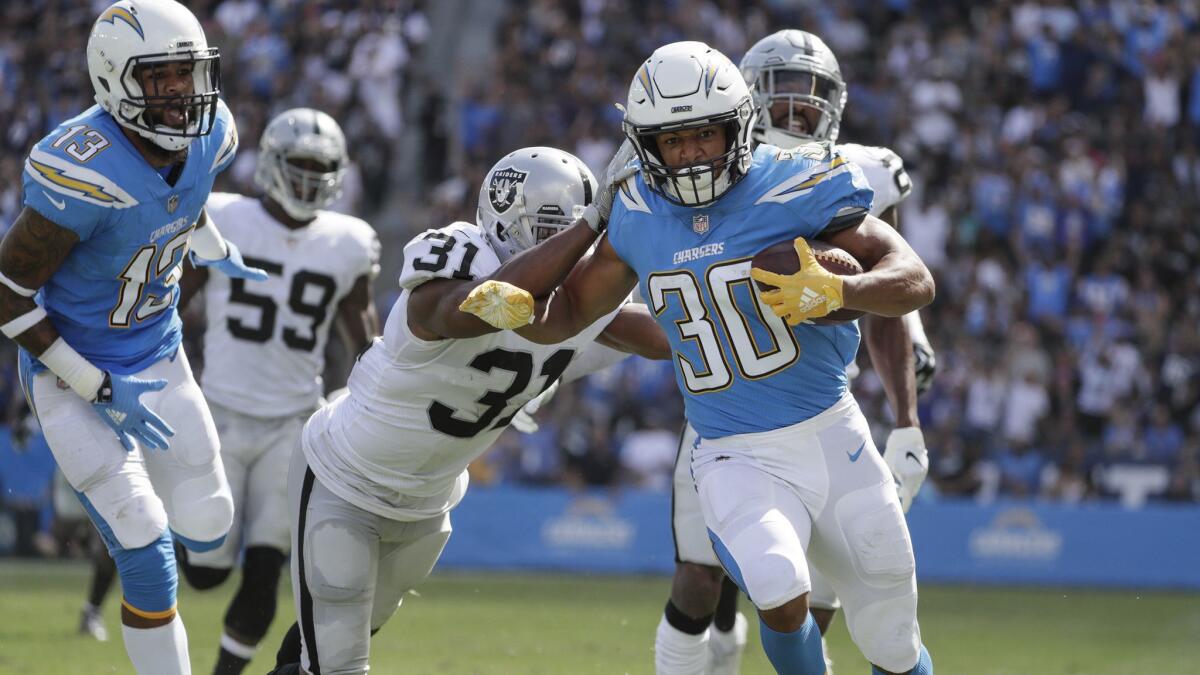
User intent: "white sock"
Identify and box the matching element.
[706,612,748,675]
[122,613,191,675]
[655,614,709,675]
[823,636,834,674]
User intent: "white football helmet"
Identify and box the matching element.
[477,147,598,263]
[255,108,348,221]
[740,30,847,146]
[87,0,221,152]
[623,41,756,207]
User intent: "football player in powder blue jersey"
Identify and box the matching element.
[0,2,266,673]
[462,42,935,675]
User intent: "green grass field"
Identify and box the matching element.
[0,560,1197,674]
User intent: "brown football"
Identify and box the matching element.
[751,239,866,325]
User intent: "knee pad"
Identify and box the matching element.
[839,487,916,585]
[307,520,373,605]
[170,483,234,549]
[710,512,808,611]
[79,486,168,553]
[849,593,921,672]
[113,529,178,615]
[224,546,286,642]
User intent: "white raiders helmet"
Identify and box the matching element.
[87,0,221,152]
[623,41,756,207]
[740,30,847,146]
[254,108,348,221]
[477,147,598,263]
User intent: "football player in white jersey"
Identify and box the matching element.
[265,145,668,675]
[647,30,938,675]
[176,108,380,675]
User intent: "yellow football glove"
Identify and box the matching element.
[749,237,845,326]
[458,280,536,329]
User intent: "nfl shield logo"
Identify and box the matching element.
[166,194,180,214]
[488,167,529,213]
[692,214,709,234]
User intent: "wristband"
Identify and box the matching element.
[39,337,105,401]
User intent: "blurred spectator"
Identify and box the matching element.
[3,0,1200,521]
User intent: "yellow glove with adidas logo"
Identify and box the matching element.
[750,237,845,325]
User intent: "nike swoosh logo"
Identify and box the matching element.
[42,191,66,210]
[847,441,866,463]
[906,451,923,465]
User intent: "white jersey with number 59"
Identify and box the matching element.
[302,221,619,522]
[836,143,912,217]
[201,192,380,418]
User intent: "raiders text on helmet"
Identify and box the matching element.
[87,0,221,152]
[477,147,598,263]
[740,30,847,147]
[623,41,756,207]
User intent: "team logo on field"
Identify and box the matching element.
[488,167,528,213]
[692,214,709,234]
[166,194,179,214]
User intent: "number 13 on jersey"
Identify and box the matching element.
[110,227,192,327]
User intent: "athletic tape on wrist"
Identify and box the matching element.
[190,219,229,261]
[39,337,105,401]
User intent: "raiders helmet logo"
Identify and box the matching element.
[488,167,529,213]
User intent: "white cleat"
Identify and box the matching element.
[78,606,108,642]
[706,612,748,675]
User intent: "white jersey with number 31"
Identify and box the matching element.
[201,193,380,417]
[301,221,618,522]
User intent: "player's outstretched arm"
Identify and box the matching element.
[411,219,603,340]
[594,303,671,360]
[336,274,379,356]
[516,235,640,345]
[820,214,934,317]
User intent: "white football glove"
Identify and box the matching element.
[882,427,928,513]
[581,139,639,232]
[510,380,561,434]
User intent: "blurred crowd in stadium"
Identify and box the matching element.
[3,0,1200,556]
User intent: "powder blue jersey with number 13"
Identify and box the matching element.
[606,143,873,439]
[20,101,238,375]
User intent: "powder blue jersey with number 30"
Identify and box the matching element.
[20,102,238,374]
[606,143,873,439]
